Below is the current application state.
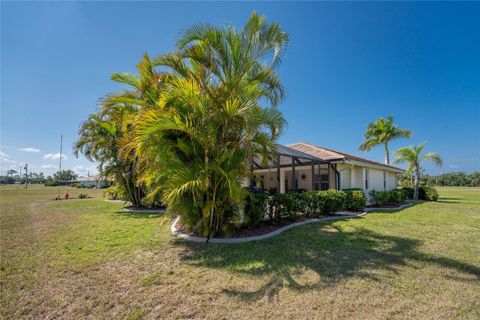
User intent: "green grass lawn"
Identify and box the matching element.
[1,185,479,319]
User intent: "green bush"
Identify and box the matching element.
[400,186,438,201]
[420,186,439,201]
[401,187,414,199]
[317,190,346,215]
[297,191,322,217]
[268,193,297,223]
[391,189,405,203]
[344,189,366,211]
[104,185,126,200]
[244,192,269,227]
[369,190,406,206]
[44,178,59,187]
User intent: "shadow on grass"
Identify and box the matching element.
[114,211,164,219]
[365,201,424,214]
[174,220,480,302]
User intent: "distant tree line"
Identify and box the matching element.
[0,169,79,186]
[423,172,480,187]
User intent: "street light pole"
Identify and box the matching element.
[24,164,28,189]
[57,134,63,199]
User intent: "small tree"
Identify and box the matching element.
[53,170,79,184]
[360,116,412,165]
[394,142,442,200]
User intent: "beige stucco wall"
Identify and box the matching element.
[388,172,398,190]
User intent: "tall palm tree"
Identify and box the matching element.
[74,104,145,207]
[360,116,412,164]
[394,142,442,200]
[130,12,288,238]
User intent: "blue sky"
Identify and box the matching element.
[1,2,479,176]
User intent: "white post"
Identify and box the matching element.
[280,169,286,193]
[350,166,356,188]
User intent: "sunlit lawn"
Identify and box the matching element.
[1,185,479,319]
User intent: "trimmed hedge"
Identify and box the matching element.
[244,189,368,226]
[400,186,439,201]
[317,190,346,214]
[344,189,366,211]
[369,189,405,207]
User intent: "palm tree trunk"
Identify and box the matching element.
[413,164,420,200]
[384,142,390,165]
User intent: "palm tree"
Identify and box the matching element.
[394,142,442,200]
[130,12,288,238]
[360,116,412,165]
[74,104,145,207]
[74,54,166,207]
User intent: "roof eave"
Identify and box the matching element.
[344,159,405,173]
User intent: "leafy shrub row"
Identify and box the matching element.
[400,186,439,201]
[368,190,405,207]
[244,189,367,227]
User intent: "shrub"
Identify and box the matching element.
[104,185,126,200]
[400,186,438,201]
[44,178,58,187]
[268,193,297,223]
[244,192,269,227]
[401,187,414,199]
[78,193,89,199]
[297,191,322,217]
[317,190,346,215]
[369,190,406,206]
[420,186,439,201]
[344,189,366,211]
[71,182,81,188]
[391,189,405,203]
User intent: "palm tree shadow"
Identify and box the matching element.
[114,211,164,219]
[174,221,480,302]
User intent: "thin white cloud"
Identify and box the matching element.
[73,165,98,176]
[448,164,460,169]
[43,153,68,160]
[20,147,40,153]
[0,151,18,164]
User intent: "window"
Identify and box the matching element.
[365,169,369,190]
[383,171,387,190]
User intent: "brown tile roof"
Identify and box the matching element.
[287,142,405,172]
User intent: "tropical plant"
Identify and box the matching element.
[130,12,288,238]
[360,116,412,164]
[74,104,146,207]
[394,142,442,200]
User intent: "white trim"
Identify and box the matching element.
[344,160,404,173]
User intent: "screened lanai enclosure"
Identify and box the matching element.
[249,144,343,194]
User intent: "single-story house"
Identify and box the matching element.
[77,175,109,188]
[249,142,405,194]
